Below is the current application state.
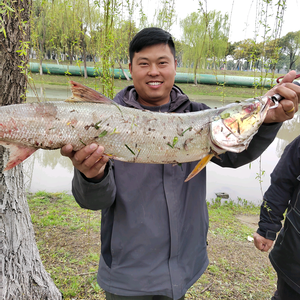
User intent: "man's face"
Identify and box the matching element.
[129,43,177,107]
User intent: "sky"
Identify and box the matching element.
[144,0,300,43]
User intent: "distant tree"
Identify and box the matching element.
[180,9,229,82]
[45,0,65,63]
[174,39,184,67]
[75,0,100,78]
[226,41,238,58]
[276,53,289,73]
[61,0,81,65]
[94,0,121,98]
[226,60,235,70]
[206,10,229,70]
[233,39,261,70]
[31,0,52,74]
[154,0,176,32]
[180,11,210,84]
[115,20,138,64]
[279,31,300,70]
[262,39,281,72]
[137,0,148,28]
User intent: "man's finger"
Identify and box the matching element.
[61,144,74,157]
[79,146,106,169]
[73,144,99,165]
[280,70,296,84]
[285,106,295,114]
[80,153,109,179]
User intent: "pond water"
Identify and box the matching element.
[24,85,300,205]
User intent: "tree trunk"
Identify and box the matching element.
[117,59,130,81]
[81,40,88,79]
[83,49,88,79]
[39,56,43,76]
[193,61,198,85]
[80,25,88,79]
[0,1,62,299]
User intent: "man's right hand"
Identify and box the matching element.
[253,232,274,252]
[61,143,109,181]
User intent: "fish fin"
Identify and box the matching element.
[0,141,37,171]
[184,154,214,182]
[66,81,114,104]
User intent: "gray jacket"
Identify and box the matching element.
[72,85,281,299]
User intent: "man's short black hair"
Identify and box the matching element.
[129,27,175,63]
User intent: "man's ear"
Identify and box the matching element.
[174,59,177,72]
[129,62,132,75]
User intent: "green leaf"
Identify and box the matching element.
[221,112,230,119]
[94,121,102,130]
[172,136,178,147]
[98,130,108,137]
[125,144,135,155]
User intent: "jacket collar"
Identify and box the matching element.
[120,85,191,113]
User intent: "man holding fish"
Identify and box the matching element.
[61,27,300,300]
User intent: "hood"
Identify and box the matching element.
[113,85,191,113]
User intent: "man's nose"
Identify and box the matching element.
[148,64,159,76]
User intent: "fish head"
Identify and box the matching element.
[210,95,272,152]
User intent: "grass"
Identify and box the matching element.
[28,192,277,299]
[207,197,258,241]
[28,192,103,298]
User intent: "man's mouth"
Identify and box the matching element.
[147,82,162,86]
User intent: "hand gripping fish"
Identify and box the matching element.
[0,81,274,181]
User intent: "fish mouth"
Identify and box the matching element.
[210,96,272,153]
[261,96,272,116]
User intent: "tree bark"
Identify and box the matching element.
[0,1,62,299]
[117,59,130,81]
[80,25,88,79]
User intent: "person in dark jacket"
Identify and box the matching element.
[61,27,300,300]
[254,135,300,300]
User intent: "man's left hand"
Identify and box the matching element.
[264,70,300,123]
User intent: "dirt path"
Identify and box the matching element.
[236,214,260,231]
[186,214,276,299]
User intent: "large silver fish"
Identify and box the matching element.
[0,81,272,181]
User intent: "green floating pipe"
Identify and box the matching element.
[29,62,275,88]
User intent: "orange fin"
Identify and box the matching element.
[65,81,114,104]
[184,154,214,182]
[0,141,37,171]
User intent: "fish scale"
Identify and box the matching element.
[96,107,212,164]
